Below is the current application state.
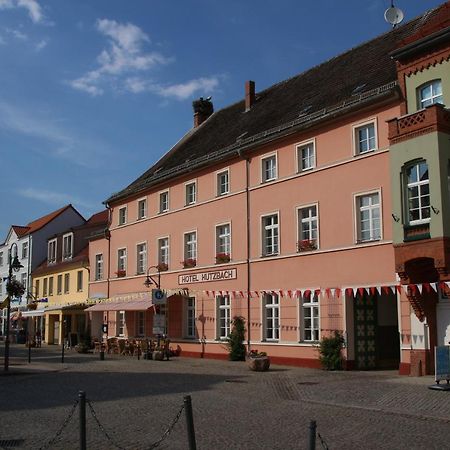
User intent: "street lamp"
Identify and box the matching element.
[4,242,24,372]
[144,266,161,289]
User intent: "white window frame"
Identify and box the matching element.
[62,232,74,260]
[261,213,279,257]
[301,292,320,342]
[158,237,170,267]
[405,161,430,225]
[95,254,103,281]
[159,190,169,213]
[136,242,147,275]
[136,311,145,337]
[216,169,230,196]
[185,180,197,206]
[118,206,127,226]
[48,238,57,264]
[263,293,280,341]
[216,294,231,340]
[21,242,28,259]
[137,198,147,220]
[261,153,278,183]
[418,79,443,109]
[117,311,125,336]
[296,139,316,172]
[296,203,319,251]
[183,231,197,263]
[354,190,382,243]
[353,119,377,156]
[215,222,231,260]
[117,248,127,273]
[185,296,196,338]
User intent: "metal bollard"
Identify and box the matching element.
[79,391,86,450]
[184,395,197,450]
[308,420,316,450]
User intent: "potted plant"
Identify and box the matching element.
[7,279,25,298]
[115,269,126,278]
[156,262,169,272]
[215,253,231,264]
[297,239,317,252]
[247,349,270,371]
[181,258,196,269]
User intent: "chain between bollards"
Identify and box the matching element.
[184,395,197,450]
[79,391,86,450]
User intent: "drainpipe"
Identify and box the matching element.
[238,149,251,352]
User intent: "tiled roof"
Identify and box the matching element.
[107,3,447,204]
[12,225,30,238]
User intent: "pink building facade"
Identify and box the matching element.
[88,4,450,374]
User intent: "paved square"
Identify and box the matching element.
[1,344,449,449]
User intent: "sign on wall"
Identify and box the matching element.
[178,268,237,285]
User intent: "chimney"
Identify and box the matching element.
[245,80,255,112]
[193,97,214,128]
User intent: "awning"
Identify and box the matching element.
[85,299,154,312]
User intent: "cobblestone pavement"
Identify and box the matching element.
[1,344,450,449]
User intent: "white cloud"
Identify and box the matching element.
[0,0,44,24]
[0,101,112,167]
[17,188,97,210]
[125,76,219,100]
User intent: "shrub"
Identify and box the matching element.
[318,331,345,370]
[226,316,246,361]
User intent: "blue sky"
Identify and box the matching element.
[0,0,444,239]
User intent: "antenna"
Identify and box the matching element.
[384,2,404,28]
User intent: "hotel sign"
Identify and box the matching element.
[178,268,237,285]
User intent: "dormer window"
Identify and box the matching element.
[48,239,57,264]
[62,233,73,260]
[418,80,443,109]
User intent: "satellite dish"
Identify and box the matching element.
[384,6,404,27]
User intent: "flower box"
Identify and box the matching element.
[297,239,317,252]
[215,253,230,264]
[115,270,126,278]
[181,259,196,269]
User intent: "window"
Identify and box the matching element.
[137,311,145,336]
[62,233,73,260]
[21,273,27,291]
[77,270,83,292]
[186,297,196,338]
[217,170,229,196]
[297,141,315,172]
[262,214,279,256]
[136,243,147,275]
[118,207,127,226]
[57,274,62,294]
[43,278,48,296]
[302,292,319,342]
[95,254,103,281]
[263,293,280,340]
[35,279,40,298]
[184,232,197,266]
[64,273,70,294]
[118,311,125,336]
[216,294,231,339]
[137,198,147,220]
[356,193,381,242]
[158,237,169,268]
[418,80,443,108]
[216,224,231,262]
[48,277,54,296]
[117,248,127,274]
[298,205,318,251]
[406,161,430,224]
[185,181,197,205]
[48,239,57,264]
[21,242,28,259]
[354,122,376,154]
[261,154,277,182]
[159,191,169,213]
